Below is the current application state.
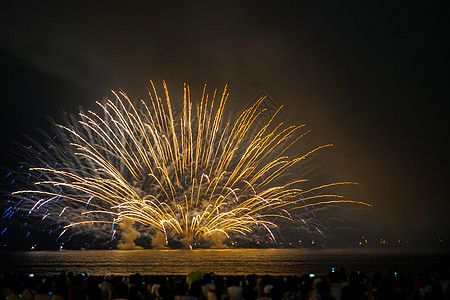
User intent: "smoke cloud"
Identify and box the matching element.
[117,218,143,250]
[209,232,229,249]
[151,231,168,249]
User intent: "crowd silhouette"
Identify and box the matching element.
[1,268,449,300]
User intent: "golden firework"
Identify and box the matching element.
[13,81,370,248]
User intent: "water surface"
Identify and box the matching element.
[1,248,448,276]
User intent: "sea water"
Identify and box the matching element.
[0,248,448,276]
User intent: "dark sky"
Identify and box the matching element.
[1,1,449,247]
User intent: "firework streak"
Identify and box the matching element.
[10,82,370,248]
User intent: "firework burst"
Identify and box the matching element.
[5,81,370,248]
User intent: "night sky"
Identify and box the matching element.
[1,1,449,248]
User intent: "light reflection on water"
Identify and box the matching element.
[0,249,448,276]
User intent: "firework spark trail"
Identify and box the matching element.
[8,81,371,248]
